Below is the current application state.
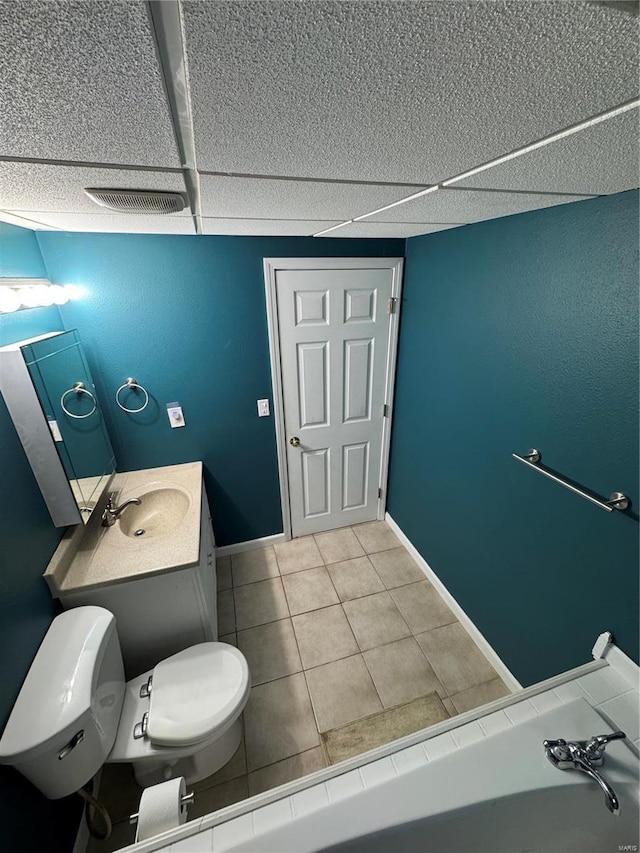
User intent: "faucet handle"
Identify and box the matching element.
[584,731,626,758]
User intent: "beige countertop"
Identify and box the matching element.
[44,461,203,596]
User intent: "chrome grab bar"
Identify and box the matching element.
[512,449,630,513]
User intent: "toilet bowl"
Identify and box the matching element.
[0,607,250,798]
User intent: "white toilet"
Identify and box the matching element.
[0,606,250,798]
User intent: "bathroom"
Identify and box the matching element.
[0,2,639,852]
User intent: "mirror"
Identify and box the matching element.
[0,329,115,526]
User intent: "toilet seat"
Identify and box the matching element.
[147,643,249,748]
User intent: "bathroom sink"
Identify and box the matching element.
[118,487,191,539]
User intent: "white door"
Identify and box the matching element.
[267,259,402,537]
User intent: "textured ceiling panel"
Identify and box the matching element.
[325,222,465,239]
[183,1,639,183]
[0,0,180,167]
[458,109,640,195]
[12,212,196,234]
[201,218,339,236]
[199,175,424,220]
[0,163,187,213]
[366,189,587,224]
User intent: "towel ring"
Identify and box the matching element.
[60,382,97,419]
[115,377,149,413]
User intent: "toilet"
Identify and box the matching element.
[0,606,250,798]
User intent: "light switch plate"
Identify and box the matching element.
[257,399,270,417]
[167,402,185,428]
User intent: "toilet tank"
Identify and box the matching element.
[0,606,125,799]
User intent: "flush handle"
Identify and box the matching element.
[58,730,84,761]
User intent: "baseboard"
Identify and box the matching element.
[216,532,286,557]
[385,513,523,692]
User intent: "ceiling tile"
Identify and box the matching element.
[199,175,424,221]
[456,109,640,195]
[11,211,196,234]
[324,222,465,239]
[366,188,588,224]
[0,163,187,213]
[201,218,339,236]
[0,0,180,167]
[183,1,639,182]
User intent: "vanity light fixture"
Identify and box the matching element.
[0,279,71,313]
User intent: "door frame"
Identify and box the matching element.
[264,257,404,541]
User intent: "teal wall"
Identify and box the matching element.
[388,190,639,686]
[36,233,403,545]
[0,223,79,853]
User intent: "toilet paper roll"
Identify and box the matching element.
[135,776,188,842]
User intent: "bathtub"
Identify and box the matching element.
[228,698,639,853]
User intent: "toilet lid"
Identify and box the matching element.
[147,643,249,747]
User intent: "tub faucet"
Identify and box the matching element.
[543,731,626,815]
[101,493,141,527]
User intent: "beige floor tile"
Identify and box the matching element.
[369,548,425,589]
[326,556,385,601]
[352,521,400,554]
[363,637,446,708]
[342,591,411,651]
[95,763,141,825]
[234,577,289,630]
[292,605,359,669]
[442,697,457,717]
[190,775,249,819]
[305,654,383,731]
[231,547,279,586]
[281,566,339,615]
[451,678,510,714]
[248,747,326,796]
[217,588,236,635]
[193,735,247,790]
[274,536,324,574]
[216,555,232,590]
[244,673,320,770]
[390,581,456,634]
[219,632,237,647]
[87,819,136,853]
[415,622,499,695]
[314,528,365,564]
[238,618,302,685]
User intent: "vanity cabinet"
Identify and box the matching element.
[59,483,218,678]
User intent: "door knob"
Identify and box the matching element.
[289,436,300,447]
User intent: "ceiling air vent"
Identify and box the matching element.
[83,188,186,215]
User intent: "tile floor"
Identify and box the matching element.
[89,521,508,851]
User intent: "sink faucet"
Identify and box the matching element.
[101,493,141,527]
[543,730,626,815]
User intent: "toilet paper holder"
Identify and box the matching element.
[129,791,194,825]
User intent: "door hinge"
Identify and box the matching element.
[388,297,398,314]
[382,404,389,417]
[378,487,383,499]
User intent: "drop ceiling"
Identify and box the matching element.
[0,0,637,238]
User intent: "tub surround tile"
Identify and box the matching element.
[352,521,400,554]
[217,588,236,635]
[281,566,340,615]
[244,672,320,770]
[423,731,458,761]
[216,555,232,590]
[369,548,425,589]
[212,813,254,851]
[292,605,359,669]
[503,698,537,725]
[274,536,324,574]
[326,556,385,601]
[190,776,249,819]
[231,547,279,586]
[291,782,329,816]
[390,581,456,634]
[364,637,446,707]
[359,756,397,788]
[252,798,294,835]
[451,721,485,748]
[451,678,510,714]
[343,591,411,651]
[237,618,302,685]
[478,710,513,736]
[415,622,499,694]
[314,528,365,564]
[248,747,327,796]
[598,691,640,742]
[171,827,213,851]
[305,654,383,731]
[326,769,364,802]
[234,577,289,630]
